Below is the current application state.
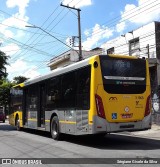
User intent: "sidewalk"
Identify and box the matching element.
[130,124,160,140]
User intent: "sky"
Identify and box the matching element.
[0,0,160,80]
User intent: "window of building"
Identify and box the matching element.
[107,47,114,54]
[129,38,140,56]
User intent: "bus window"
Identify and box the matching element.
[26,86,38,115]
[100,56,146,94]
[76,66,91,109]
[46,77,61,110]
[10,88,23,113]
[61,71,76,108]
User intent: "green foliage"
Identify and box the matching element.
[0,75,28,112]
[0,50,9,79]
[0,80,13,108]
[13,76,29,84]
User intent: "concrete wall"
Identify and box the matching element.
[48,48,103,70]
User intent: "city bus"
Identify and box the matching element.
[9,54,152,140]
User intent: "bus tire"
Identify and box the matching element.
[16,116,21,131]
[3,119,5,123]
[51,116,62,140]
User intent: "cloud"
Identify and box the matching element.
[121,0,160,25]
[24,68,40,79]
[0,0,30,40]
[2,13,29,29]
[62,0,92,8]
[84,29,90,37]
[6,0,30,17]
[4,29,14,38]
[82,24,114,50]
[0,43,20,56]
[0,14,5,21]
[116,21,126,33]
[3,0,30,29]
[6,59,40,80]
[7,59,28,73]
[114,0,160,34]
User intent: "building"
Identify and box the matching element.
[101,21,160,94]
[48,47,103,70]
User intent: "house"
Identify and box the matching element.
[48,47,103,70]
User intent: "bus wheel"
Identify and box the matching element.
[51,116,61,140]
[16,116,21,131]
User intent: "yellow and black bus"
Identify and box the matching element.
[9,54,152,140]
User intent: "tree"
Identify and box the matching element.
[13,76,29,84]
[0,80,13,116]
[0,50,9,79]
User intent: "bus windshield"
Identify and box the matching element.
[100,56,146,94]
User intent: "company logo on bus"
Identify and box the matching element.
[109,97,117,101]
[124,106,130,112]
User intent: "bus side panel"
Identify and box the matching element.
[45,110,90,135]
[88,56,100,124]
[27,111,38,129]
[45,110,65,132]
[9,113,15,126]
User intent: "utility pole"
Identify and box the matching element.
[60,3,82,61]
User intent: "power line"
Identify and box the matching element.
[9,1,73,62]
[81,0,160,40]
[2,0,160,79]
[9,0,79,62]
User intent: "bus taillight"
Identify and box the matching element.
[145,95,151,117]
[95,94,106,119]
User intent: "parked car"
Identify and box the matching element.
[0,107,5,123]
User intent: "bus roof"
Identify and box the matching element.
[20,54,145,87]
[13,83,25,88]
[24,55,91,86]
[108,54,143,59]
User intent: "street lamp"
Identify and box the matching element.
[25,25,79,55]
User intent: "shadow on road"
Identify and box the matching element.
[62,133,160,150]
[1,122,160,151]
[0,123,16,131]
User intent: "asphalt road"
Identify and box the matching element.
[0,120,160,167]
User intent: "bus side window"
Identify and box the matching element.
[77,66,91,110]
[46,77,61,110]
[26,86,38,112]
[61,71,76,108]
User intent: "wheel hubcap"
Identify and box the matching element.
[53,123,58,136]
